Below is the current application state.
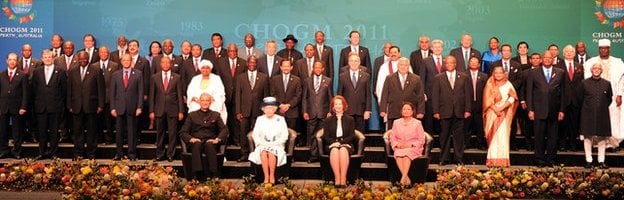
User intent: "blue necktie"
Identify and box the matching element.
[546,69,551,84]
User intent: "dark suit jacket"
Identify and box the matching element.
[322,115,356,145]
[379,72,426,119]
[574,54,592,65]
[316,44,334,78]
[67,65,105,114]
[79,48,100,65]
[151,54,181,75]
[555,60,584,107]
[180,56,202,88]
[339,46,371,69]
[109,50,127,64]
[257,55,283,79]
[277,49,303,64]
[492,59,525,89]
[270,74,302,118]
[339,66,369,76]
[110,69,144,115]
[449,47,481,72]
[526,66,566,119]
[31,66,66,114]
[133,55,151,97]
[202,47,227,65]
[54,55,79,72]
[409,49,432,76]
[337,70,371,116]
[302,75,333,119]
[463,70,488,113]
[179,110,228,142]
[17,57,42,78]
[215,57,247,104]
[148,72,184,117]
[92,60,120,104]
[432,71,472,119]
[420,56,445,98]
[0,69,28,114]
[234,70,269,118]
[293,57,317,81]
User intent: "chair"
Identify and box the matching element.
[247,128,297,183]
[180,138,227,180]
[383,130,433,184]
[315,129,365,183]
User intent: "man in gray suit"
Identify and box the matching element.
[238,33,264,60]
[338,54,371,132]
[379,57,425,130]
[93,46,119,144]
[302,61,333,162]
[110,54,144,161]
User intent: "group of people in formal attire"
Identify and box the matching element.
[1,30,623,185]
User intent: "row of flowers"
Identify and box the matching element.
[0,159,623,199]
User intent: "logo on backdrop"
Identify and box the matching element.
[2,0,35,24]
[595,0,624,28]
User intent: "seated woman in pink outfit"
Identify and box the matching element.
[389,102,426,185]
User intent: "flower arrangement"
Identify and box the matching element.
[1,160,624,199]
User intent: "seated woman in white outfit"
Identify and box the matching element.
[248,97,289,184]
[186,59,227,123]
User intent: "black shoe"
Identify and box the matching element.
[584,162,593,169]
[536,161,547,168]
[307,158,318,163]
[113,155,122,161]
[155,156,167,161]
[237,157,248,162]
[129,156,137,161]
[0,153,9,159]
[439,162,446,166]
[599,162,609,169]
[13,155,22,159]
[167,157,174,162]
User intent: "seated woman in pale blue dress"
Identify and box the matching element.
[248,97,289,184]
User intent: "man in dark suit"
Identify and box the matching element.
[556,45,584,151]
[180,44,203,87]
[32,50,66,160]
[0,53,28,159]
[202,33,227,65]
[110,54,144,161]
[574,41,590,66]
[463,56,487,150]
[234,56,269,162]
[548,44,561,66]
[110,35,127,64]
[432,56,472,165]
[214,43,247,147]
[151,39,180,74]
[519,53,543,151]
[492,44,525,150]
[379,57,426,130]
[18,44,42,143]
[373,42,392,91]
[527,51,566,167]
[270,60,302,129]
[238,33,264,60]
[277,34,303,64]
[79,33,99,65]
[449,34,481,72]
[257,40,283,79]
[93,46,119,144]
[338,54,372,133]
[50,34,63,58]
[314,31,334,79]
[409,35,432,76]
[54,41,78,72]
[302,61,333,162]
[127,39,151,131]
[420,39,445,135]
[339,31,371,70]
[67,51,105,159]
[293,44,318,81]
[149,56,184,162]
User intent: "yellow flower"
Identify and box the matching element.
[80,166,92,175]
[188,190,197,197]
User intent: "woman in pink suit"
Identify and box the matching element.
[390,102,426,185]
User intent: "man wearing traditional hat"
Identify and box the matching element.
[277,34,303,64]
[584,39,624,148]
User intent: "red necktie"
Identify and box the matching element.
[436,57,442,73]
[568,62,574,80]
[24,60,29,74]
[388,61,393,74]
[230,59,236,77]
[9,71,13,82]
[193,58,198,72]
[123,71,129,89]
[163,73,169,91]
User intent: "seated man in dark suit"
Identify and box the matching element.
[180,93,228,178]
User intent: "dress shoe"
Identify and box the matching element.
[155,156,167,161]
[167,157,174,162]
[113,155,122,161]
[307,158,319,163]
[439,162,446,166]
[584,162,593,169]
[129,156,137,161]
[237,157,249,162]
[598,162,609,169]
[0,153,9,159]
[13,155,22,159]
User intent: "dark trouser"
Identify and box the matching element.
[239,116,256,157]
[37,113,60,157]
[24,103,37,142]
[285,117,297,130]
[73,113,99,157]
[423,102,441,136]
[116,113,138,159]
[559,106,580,150]
[440,117,465,163]
[227,105,240,146]
[387,118,398,130]
[59,109,72,142]
[465,109,485,149]
[351,114,365,133]
[534,118,559,164]
[190,139,218,174]
[0,113,24,156]
[519,107,534,149]
[156,115,179,159]
[102,104,116,143]
[307,117,324,158]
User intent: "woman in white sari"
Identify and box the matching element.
[186,60,227,123]
[483,65,518,167]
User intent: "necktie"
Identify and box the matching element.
[247,49,251,57]
[66,56,71,67]
[102,62,106,71]
[568,62,574,80]
[464,51,469,70]
[388,61,393,74]
[546,69,551,84]
[215,49,219,57]
[283,75,289,92]
[163,72,169,91]
[308,59,313,76]
[423,51,428,58]
[230,59,236,77]
[193,58,198,72]
[9,71,14,82]
[24,59,29,73]
[351,72,357,88]
[249,72,255,89]
[314,76,320,93]
[45,68,51,84]
[472,72,477,101]
[81,67,86,81]
[580,56,585,65]
[317,46,323,59]
[436,57,442,73]
[504,62,509,73]
[400,75,406,89]
[54,50,59,57]
[449,73,455,90]
[124,71,129,89]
